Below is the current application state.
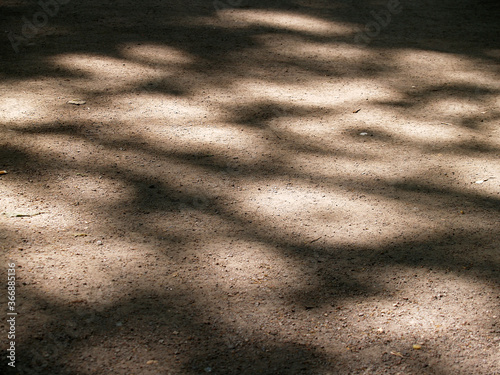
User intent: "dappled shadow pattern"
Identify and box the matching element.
[1,0,499,374]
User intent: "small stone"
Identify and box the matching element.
[96,240,103,246]
[359,132,368,136]
[413,344,422,350]
[67,100,86,105]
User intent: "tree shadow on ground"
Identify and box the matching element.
[1,0,499,374]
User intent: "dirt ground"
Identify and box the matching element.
[1,0,499,374]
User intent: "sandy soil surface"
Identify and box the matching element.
[1,0,499,374]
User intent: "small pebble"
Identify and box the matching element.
[67,100,86,105]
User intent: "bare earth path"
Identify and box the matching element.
[1,0,499,374]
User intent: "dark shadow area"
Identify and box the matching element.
[6,287,462,375]
[1,0,499,84]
